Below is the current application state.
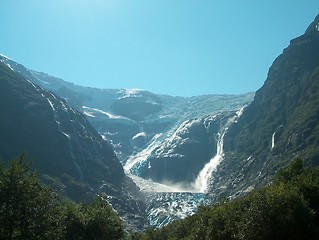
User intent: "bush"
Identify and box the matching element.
[140,158,319,240]
[0,154,125,240]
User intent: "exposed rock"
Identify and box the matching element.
[111,90,163,121]
[139,112,236,186]
[208,14,319,200]
[0,62,147,232]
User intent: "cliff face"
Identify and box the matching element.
[138,112,236,185]
[0,62,123,184]
[0,55,254,164]
[207,14,319,200]
[0,61,147,231]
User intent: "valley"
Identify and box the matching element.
[1,13,319,236]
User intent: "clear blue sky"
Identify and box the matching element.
[1,1,319,96]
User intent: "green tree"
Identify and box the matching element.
[64,197,125,240]
[140,158,319,240]
[0,154,63,240]
[275,157,304,183]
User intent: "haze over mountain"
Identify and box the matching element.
[0,52,253,227]
[1,1,319,96]
[1,7,319,234]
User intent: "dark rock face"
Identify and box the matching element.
[139,113,236,185]
[111,91,163,121]
[0,62,123,185]
[0,52,254,230]
[0,62,147,231]
[207,14,319,201]
[0,58,253,164]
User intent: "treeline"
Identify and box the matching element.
[137,158,319,240]
[2,155,319,240]
[0,154,125,240]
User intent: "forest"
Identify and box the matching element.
[136,158,319,240]
[0,154,124,240]
[1,155,319,240]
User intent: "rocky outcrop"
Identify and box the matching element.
[111,90,163,121]
[207,14,319,201]
[0,62,147,231]
[0,56,254,164]
[0,61,123,185]
[138,112,236,186]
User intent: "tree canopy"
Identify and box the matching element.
[138,157,319,240]
[0,154,125,240]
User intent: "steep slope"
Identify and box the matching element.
[0,53,255,228]
[208,14,319,201]
[0,61,123,185]
[0,61,146,230]
[137,112,236,186]
[0,55,254,164]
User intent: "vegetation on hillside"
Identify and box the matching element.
[2,154,319,240]
[137,158,319,240]
[0,154,125,240]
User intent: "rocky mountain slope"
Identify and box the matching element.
[4,12,319,227]
[206,14,319,201]
[2,12,319,228]
[5,14,319,229]
[0,54,255,228]
[0,61,146,231]
[0,54,254,164]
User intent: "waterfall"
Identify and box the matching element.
[192,107,245,193]
[271,131,276,149]
[192,131,226,193]
[271,125,283,150]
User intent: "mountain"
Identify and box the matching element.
[0,56,254,166]
[206,14,319,201]
[0,53,254,228]
[3,13,316,231]
[0,60,147,231]
[137,112,237,186]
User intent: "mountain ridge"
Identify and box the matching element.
[205,13,319,201]
[0,61,147,231]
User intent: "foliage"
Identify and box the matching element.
[0,154,125,240]
[0,153,63,239]
[63,197,125,240]
[139,158,319,240]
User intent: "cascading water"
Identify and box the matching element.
[192,131,226,193]
[192,107,245,193]
[124,107,246,227]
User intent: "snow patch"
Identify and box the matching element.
[82,106,127,120]
[118,88,144,97]
[47,98,55,112]
[124,133,162,174]
[132,132,147,140]
[0,53,12,60]
[83,111,95,118]
[5,63,14,71]
[26,79,40,92]
[62,132,71,139]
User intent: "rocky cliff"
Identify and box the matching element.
[207,14,319,201]
[0,61,146,231]
[138,112,236,186]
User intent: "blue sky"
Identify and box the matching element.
[1,1,319,96]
